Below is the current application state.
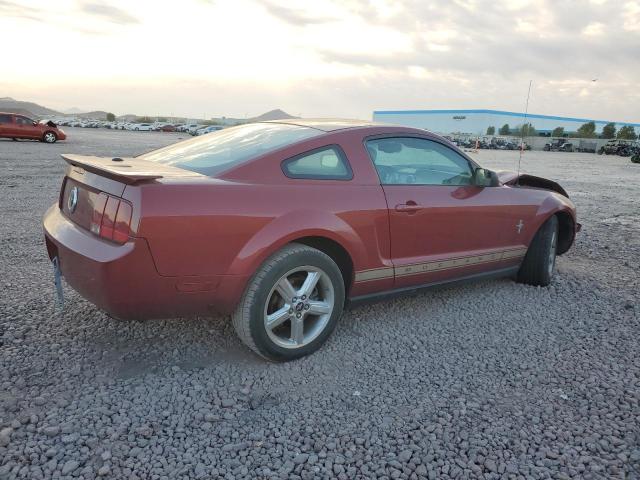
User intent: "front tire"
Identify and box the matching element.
[517,215,559,287]
[43,132,57,143]
[233,243,345,362]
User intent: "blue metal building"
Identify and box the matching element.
[372,109,640,136]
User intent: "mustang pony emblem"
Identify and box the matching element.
[67,186,79,213]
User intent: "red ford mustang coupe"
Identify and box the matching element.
[43,120,578,361]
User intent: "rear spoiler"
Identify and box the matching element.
[61,154,201,185]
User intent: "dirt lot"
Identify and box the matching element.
[0,127,639,479]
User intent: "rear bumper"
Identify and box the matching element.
[43,205,246,319]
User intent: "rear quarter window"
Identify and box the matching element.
[139,122,323,176]
[282,146,352,180]
[0,114,12,124]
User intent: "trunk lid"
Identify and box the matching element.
[59,154,203,242]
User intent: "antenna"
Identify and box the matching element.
[516,80,533,184]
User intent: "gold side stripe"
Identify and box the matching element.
[354,247,527,283]
[354,267,395,282]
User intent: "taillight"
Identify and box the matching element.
[113,201,132,243]
[90,193,133,244]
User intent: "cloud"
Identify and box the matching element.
[79,1,139,25]
[261,0,337,25]
[0,0,44,21]
[314,0,640,80]
[1,0,638,123]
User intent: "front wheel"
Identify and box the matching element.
[233,244,345,361]
[42,132,57,143]
[517,215,558,287]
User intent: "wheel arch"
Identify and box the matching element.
[555,210,575,255]
[530,193,576,256]
[228,210,367,295]
[292,236,354,297]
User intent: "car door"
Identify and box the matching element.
[0,113,14,137]
[14,115,39,139]
[365,135,528,289]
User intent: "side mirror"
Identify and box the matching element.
[473,168,499,187]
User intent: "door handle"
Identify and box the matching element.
[395,202,422,212]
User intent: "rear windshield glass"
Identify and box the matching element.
[139,122,323,176]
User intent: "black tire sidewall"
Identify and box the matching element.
[519,215,558,286]
[542,215,559,282]
[248,250,345,361]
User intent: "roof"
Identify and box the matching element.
[373,109,640,128]
[263,118,383,132]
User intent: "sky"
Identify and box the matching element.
[1,0,639,121]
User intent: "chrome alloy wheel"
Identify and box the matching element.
[263,266,335,349]
[548,229,558,277]
[43,132,56,143]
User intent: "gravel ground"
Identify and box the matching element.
[0,128,639,480]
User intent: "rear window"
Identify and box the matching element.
[0,114,11,124]
[139,122,323,176]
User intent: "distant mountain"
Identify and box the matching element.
[76,111,109,120]
[117,114,138,122]
[0,98,300,124]
[0,97,62,117]
[251,109,297,121]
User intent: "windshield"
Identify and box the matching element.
[140,122,322,176]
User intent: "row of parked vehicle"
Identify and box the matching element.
[598,139,640,157]
[53,119,226,136]
[446,136,530,151]
[543,138,640,155]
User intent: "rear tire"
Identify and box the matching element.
[517,215,559,287]
[232,243,345,362]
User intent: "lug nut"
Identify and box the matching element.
[301,295,306,300]
[288,308,293,314]
[296,313,301,318]
[292,297,297,302]
[304,304,310,310]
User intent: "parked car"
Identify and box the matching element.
[559,142,574,152]
[188,124,206,135]
[544,139,570,151]
[43,120,578,361]
[178,123,199,133]
[599,139,633,156]
[0,113,67,143]
[159,124,177,132]
[195,125,224,135]
[132,123,153,131]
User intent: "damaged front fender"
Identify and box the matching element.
[497,171,569,198]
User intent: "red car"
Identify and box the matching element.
[43,120,578,361]
[0,112,66,143]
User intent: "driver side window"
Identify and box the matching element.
[16,116,33,125]
[366,137,474,186]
